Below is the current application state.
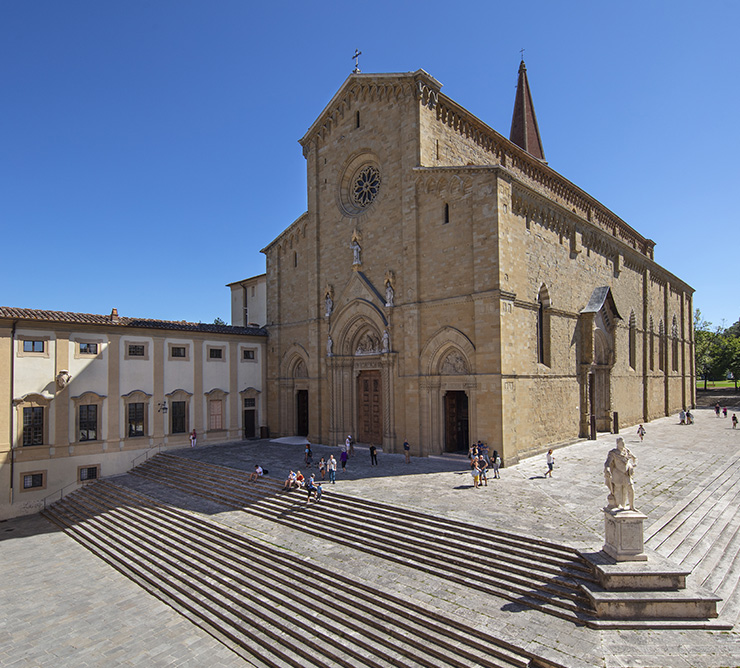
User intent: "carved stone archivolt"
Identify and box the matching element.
[355,330,382,356]
[440,350,469,375]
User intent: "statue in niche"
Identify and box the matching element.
[350,228,362,266]
[384,270,395,307]
[325,292,333,317]
[355,332,380,355]
[382,329,390,353]
[327,335,333,357]
[385,281,394,307]
[604,437,637,510]
[440,350,468,375]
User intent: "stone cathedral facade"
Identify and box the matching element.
[261,64,694,464]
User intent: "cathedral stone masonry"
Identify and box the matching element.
[261,66,694,465]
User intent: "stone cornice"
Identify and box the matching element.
[299,70,441,153]
[429,91,658,261]
[510,183,693,294]
[261,212,309,255]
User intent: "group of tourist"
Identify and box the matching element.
[282,469,323,502]
[678,408,694,425]
[469,441,501,488]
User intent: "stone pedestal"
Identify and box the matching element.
[603,508,648,562]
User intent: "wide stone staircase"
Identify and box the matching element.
[128,453,599,626]
[43,479,554,668]
[645,450,740,625]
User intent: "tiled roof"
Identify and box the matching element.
[0,307,267,336]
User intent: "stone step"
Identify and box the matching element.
[130,462,594,618]
[158,453,585,564]
[645,455,740,545]
[48,482,537,668]
[144,454,593,581]
[647,462,740,560]
[43,505,290,668]
[51,496,432,668]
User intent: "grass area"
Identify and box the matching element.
[696,380,738,389]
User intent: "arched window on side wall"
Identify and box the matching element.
[671,316,679,372]
[649,317,655,371]
[658,319,665,372]
[536,285,551,367]
[628,311,637,370]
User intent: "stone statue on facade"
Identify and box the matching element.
[355,332,380,355]
[327,335,333,357]
[604,437,637,510]
[385,282,394,307]
[350,229,362,266]
[325,292,333,317]
[382,329,390,353]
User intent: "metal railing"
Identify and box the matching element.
[43,480,81,509]
[130,443,165,470]
[41,442,165,510]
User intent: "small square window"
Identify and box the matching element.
[23,340,44,353]
[244,398,256,408]
[209,348,223,360]
[79,342,98,355]
[243,349,255,360]
[128,344,145,357]
[23,473,44,489]
[172,346,186,358]
[79,466,98,482]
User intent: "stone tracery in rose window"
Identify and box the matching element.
[351,166,381,208]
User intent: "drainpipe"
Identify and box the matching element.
[9,320,17,505]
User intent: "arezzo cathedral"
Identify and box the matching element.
[259,62,694,464]
[0,62,695,519]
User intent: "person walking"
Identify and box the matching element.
[318,457,326,480]
[190,429,197,447]
[732,413,738,429]
[715,402,721,418]
[305,474,318,503]
[492,450,501,479]
[340,448,348,472]
[545,449,554,478]
[304,443,313,467]
[328,455,337,483]
[369,443,378,466]
[403,439,410,464]
[723,406,728,418]
[637,424,646,442]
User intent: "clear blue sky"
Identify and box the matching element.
[2,1,738,330]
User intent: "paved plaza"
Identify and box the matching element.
[2,399,740,667]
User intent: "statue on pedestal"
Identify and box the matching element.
[604,437,637,510]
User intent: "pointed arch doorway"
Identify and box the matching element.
[357,370,382,443]
[444,390,469,452]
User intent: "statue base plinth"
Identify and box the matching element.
[603,508,648,562]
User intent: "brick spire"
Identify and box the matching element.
[509,60,546,161]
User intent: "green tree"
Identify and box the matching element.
[726,337,740,390]
[695,309,715,389]
[213,317,226,326]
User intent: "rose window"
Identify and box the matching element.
[351,166,381,208]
